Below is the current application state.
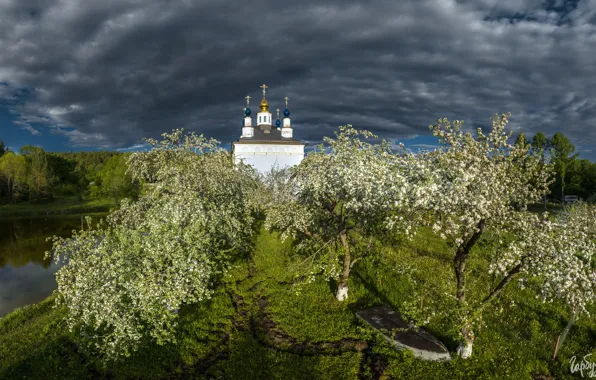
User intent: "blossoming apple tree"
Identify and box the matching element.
[47,130,259,360]
[265,125,426,301]
[421,113,553,358]
[522,202,596,355]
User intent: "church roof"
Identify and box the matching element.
[234,127,305,145]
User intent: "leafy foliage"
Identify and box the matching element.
[0,151,28,202]
[96,154,139,205]
[265,125,424,301]
[550,132,578,199]
[418,113,554,356]
[47,129,260,361]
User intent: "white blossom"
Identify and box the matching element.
[265,125,426,301]
[417,113,554,358]
[46,129,259,360]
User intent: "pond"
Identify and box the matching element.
[0,214,106,317]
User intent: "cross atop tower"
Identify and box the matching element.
[284,96,289,108]
[245,95,251,106]
[260,84,268,97]
[276,108,280,119]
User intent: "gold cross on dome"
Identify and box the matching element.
[245,95,250,106]
[276,108,280,118]
[260,84,268,97]
[284,96,289,108]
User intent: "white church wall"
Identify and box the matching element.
[233,144,305,174]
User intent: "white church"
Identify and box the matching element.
[232,84,306,174]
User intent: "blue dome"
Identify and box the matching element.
[244,107,251,116]
[283,108,290,117]
[275,119,281,127]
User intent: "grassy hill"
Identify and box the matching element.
[0,227,593,379]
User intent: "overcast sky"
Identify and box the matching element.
[0,0,595,157]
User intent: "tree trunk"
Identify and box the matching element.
[453,220,484,358]
[7,177,12,203]
[454,251,466,302]
[561,171,565,202]
[453,220,485,303]
[456,326,475,359]
[336,230,351,301]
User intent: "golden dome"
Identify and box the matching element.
[260,97,269,112]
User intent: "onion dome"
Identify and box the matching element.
[275,119,281,127]
[283,108,290,117]
[260,98,269,112]
[245,107,251,116]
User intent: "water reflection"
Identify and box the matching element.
[0,215,105,317]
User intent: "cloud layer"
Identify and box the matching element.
[0,0,595,154]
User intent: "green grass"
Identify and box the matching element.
[0,196,114,217]
[0,226,594,379]
[0,297,89,380]
[207,331,362,379]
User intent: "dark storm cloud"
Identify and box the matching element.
[0,0,595,153]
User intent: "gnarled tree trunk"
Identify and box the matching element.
[453,220,485,358]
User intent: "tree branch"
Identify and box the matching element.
[302,229,321,240]
[480,262,523,308]
[292,239,334,270]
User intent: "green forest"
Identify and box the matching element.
[0,139,140,208]
[520,131,596,200]
[0,130,594,207]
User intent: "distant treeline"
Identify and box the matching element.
[516,131,596,201]
[0,140,139,206]
[0,129,593,205]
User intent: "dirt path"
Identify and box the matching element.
[177,255,387,379]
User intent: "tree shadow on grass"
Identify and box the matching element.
[407,245,452,264]
[349,269,457,351]
[202,330,333,379]
[348,271,395,312]
[0,335,96,380]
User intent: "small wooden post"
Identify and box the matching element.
[552,335,561,360]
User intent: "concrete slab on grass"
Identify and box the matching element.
[356,305,451,361]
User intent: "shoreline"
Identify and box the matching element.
[0,196,114,218]
[0,206,111,218]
